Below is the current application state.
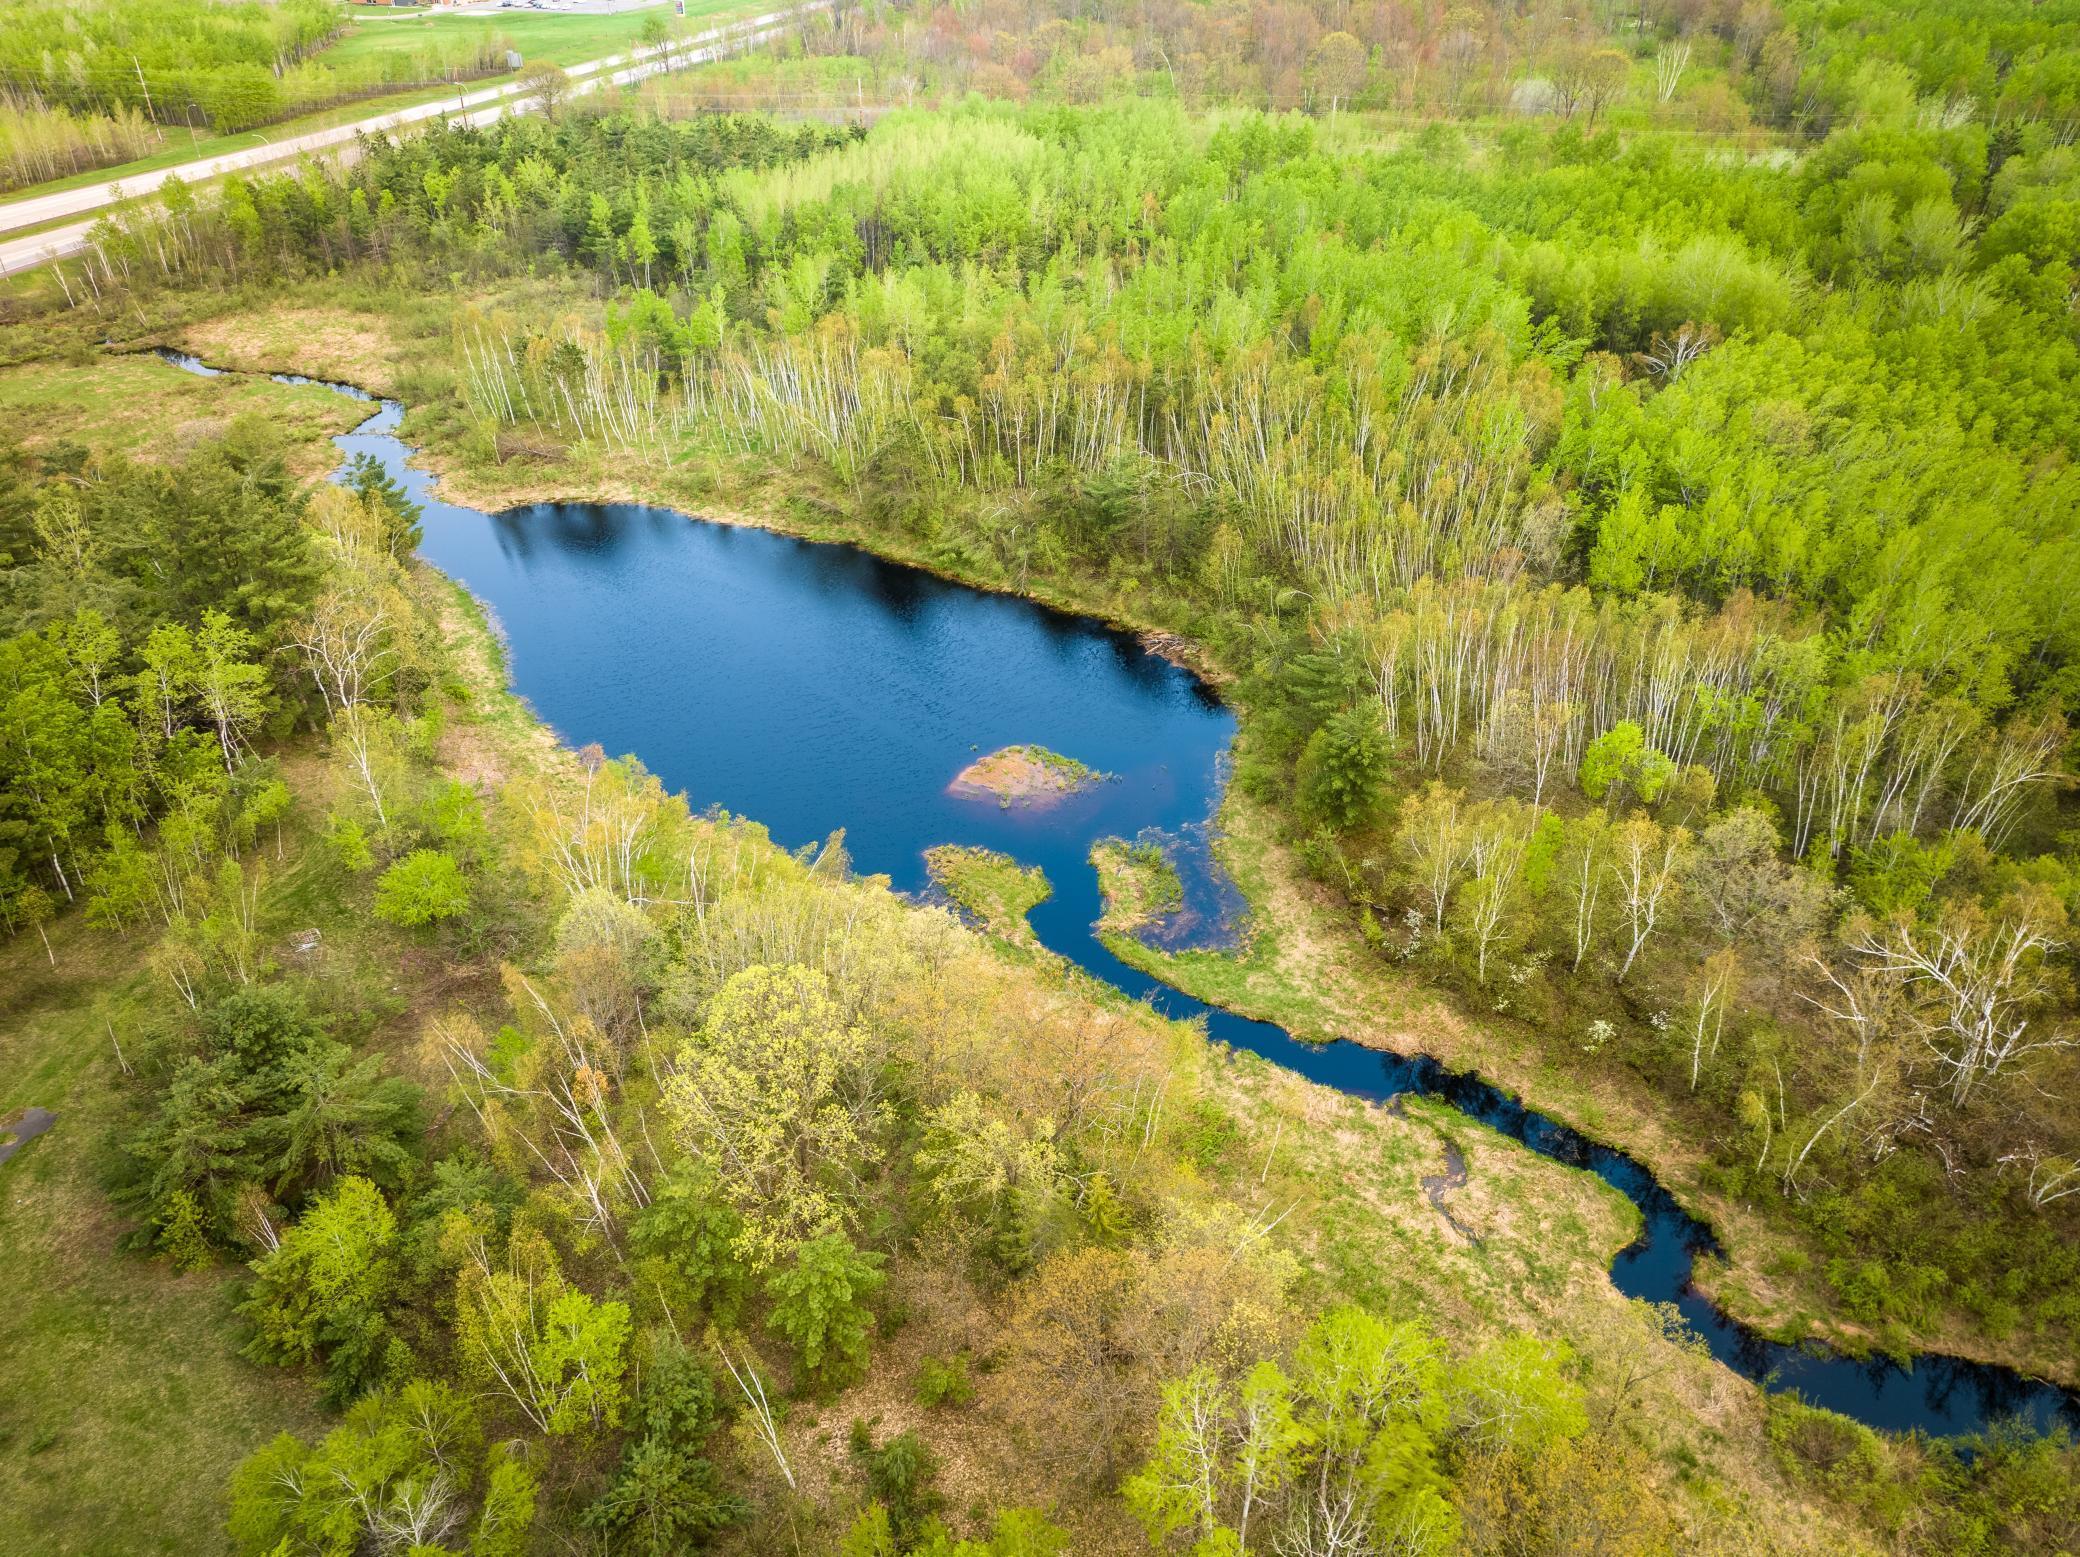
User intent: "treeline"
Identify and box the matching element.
[78,110,853,296]
[0,100,164,191]
[684,0,2080,136]
[0,0,521,189]
[57,87,2080,1363]
[0,0,342,138]
[1769,0,2080,134]
[796,0,1664,119]
[692,0,1687,125]
[3,422,336,939]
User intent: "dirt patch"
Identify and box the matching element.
[1421,1136,1480,1245]
[180,309,404,395]
[946,745,1105,809]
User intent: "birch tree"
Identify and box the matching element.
[1950,713,2070,851]
[513,747,672,904]
[1396,783,1471,933]
[1124,1307,1456,1557]
[1610,815,1688,982]
[1124,1363,1303,1555]
[1455,801,1535,984]
[1560,809,1611,972]
[1842,888,2074,1108]
[1654,40,1691,102]
[292,576,396,719]
[456,1232,630,1437]
[1685,947,1739,1091]
[435,971,650,1245]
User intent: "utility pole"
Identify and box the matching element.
[133,55,157,121]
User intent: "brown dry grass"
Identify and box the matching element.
[0,350,364,479]
[179,309,406,395]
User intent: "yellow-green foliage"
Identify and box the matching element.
[924,844,1052,945]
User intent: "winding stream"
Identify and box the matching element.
[158,348,2080,1438]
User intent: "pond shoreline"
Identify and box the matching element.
[118,328,1240,691]
[141,341,2080,1430]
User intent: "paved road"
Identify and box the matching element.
[0,3,816,277]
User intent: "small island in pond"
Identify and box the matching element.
[945,743,1108,809]
[923,845,1052,948]
[1090,837,1186,937]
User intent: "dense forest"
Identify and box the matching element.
[4,0,2080,1551]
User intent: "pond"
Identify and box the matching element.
[158,348,2080,1439]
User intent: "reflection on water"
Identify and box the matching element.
[150,347,2080,1439]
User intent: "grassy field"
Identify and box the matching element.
[320,3,675,73]
[0,350,369,478]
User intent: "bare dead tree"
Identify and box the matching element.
[719,1344,795,1489]
[1842,895,2074,1108]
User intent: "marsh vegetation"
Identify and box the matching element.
[7,0,2080,1550]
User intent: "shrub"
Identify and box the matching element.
[765,1233,886,1390]
[373,848,469,927]
[856,1429,943,1546]
[915,1353,974,1409]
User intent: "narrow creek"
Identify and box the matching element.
[155,347,2080,1438]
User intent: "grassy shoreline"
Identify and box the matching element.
[1090,838,1185,938]
[922,845,1052,950]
